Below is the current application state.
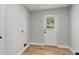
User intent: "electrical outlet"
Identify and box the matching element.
[24,43,27,47]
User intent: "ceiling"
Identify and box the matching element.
[25,4,70,11]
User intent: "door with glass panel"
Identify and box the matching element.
[44,15,58,46]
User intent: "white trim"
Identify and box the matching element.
[45,43,57,46]
[17,43,30,55]
[17,42,75,55]
[68,47,75,55]
[58,45,75,54]
[30,42,44,46]
[69,47,79,55]
[30,42,58,47]
[59,46,79,55]
[58,45,70,48]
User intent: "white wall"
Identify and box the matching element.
[0,5,5,55]
[5,5,29,55]
[30,7,70,46]
[70,5,79,52]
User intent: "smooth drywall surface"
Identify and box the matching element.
[0,5,5,55]
[5,5,29,55]
[30,7,70,46]
[70,5,79,51]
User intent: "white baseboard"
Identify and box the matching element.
[30,42,44,46]
[17,43,30,55]
[45,44,57,46]
[69,47,79,54]
[69,47,75,54]
[30,42,57,46]
[58,45,70,48]
[17,42,76,55]
[58,45,75,54]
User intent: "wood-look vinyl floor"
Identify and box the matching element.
[22,45,73,55]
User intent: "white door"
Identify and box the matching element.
[44,15,58,46]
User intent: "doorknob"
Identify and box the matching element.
[0,36,2,39]
[44,29,46,33]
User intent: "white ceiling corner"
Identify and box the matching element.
[25,4,70,11]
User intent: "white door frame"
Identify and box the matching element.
[43,15,58,46]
